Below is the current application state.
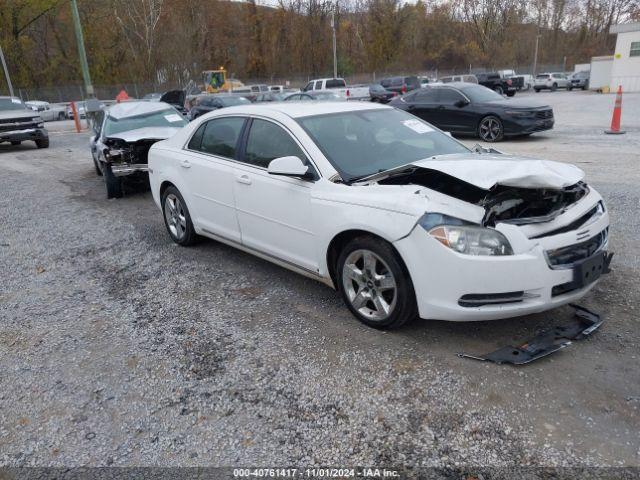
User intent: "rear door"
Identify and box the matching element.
[181,116,246,242]
[232,117,319,272]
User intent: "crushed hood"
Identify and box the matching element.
[410,153,584,190]
[107,126,182,143]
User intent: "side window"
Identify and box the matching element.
[187,123,206,150]
[314,81,323,90]
[413,89,438,102]
[303,82,313,92]
[380,79,390,88]
[196,117,245,158]
[437,88,465,105]
[244,119,307,169]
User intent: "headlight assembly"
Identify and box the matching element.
[418,213,513,256]
[505,110,534,118]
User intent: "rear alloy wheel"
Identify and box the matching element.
[337,236,417,329]
[162,186,197,246]
[478,115,504,142]
[551,83,558,92]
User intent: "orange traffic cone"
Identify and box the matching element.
[605,85,625,135]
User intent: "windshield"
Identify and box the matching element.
[219,96,251,107]
[104,108,187,136]
[0,98,28,111]
[297,108,469,182]
[460,85,504,103]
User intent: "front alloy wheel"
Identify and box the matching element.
[342,249,397,322]
[337,236,417,329]
[478,115,504,142]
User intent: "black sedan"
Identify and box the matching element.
[188,94,251,120]
[369,84,397,103]
[390,83,554,142]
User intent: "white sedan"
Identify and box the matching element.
[148,102,611,328]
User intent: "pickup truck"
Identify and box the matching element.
[476,72,517,96]
[0,96,49,148]
[25,101,67,121]
[302,78,370,100]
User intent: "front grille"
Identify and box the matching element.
[532,202,604,239]
[546,229,607,268]
[0,118,38,133]
[535,109,553,119]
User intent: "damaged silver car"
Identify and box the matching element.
[90,101,187,198]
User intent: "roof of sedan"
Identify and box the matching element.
[218,101,390,119]
[107,100,175,119]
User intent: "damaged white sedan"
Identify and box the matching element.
[90,101,187,198]
[148,102,611,328]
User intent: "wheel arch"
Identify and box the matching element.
[325,229,411,290]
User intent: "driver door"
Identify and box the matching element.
[232,118,318,272]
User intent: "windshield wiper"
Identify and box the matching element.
[347,165,418,185]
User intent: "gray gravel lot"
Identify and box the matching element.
[0,90,638,469]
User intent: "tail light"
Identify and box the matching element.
[507,79,512,85]
[346,89,350,97]
[401,84,407,94]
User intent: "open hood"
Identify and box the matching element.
[409,154,584,190]
[160,90,186,107]
[107,126,181,143]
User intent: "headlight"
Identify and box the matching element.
[37,122,44,128]
[418,213,513,256]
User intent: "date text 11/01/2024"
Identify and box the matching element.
[233,468,400,478]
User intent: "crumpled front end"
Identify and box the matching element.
[390,175,611,321]
[103,137,158,177]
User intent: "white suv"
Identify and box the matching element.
[534,73,570,92]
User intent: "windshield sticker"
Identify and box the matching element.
[403,119,433,134]
[164,114,183,122]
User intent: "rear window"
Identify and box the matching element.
[536,74,550,79]
[325,79,346,89]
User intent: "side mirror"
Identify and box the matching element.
[455,99,469,108]
[268,156,312,179]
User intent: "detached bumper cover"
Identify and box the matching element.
[457,304,604,365]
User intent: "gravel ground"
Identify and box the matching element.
[0,90,638,470]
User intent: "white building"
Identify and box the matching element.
[609,22,640,92]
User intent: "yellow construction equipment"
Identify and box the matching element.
[201,68,243,93]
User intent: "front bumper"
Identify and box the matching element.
[0,127,48,143]
[504,116,554,135]
[393,195,610,321]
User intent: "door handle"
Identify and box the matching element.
[236,175,252,185]
[180,159,191,168]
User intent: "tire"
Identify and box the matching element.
[161,186,197,246]
[10,141,20,146]
[582,85,587,91]
[35,138,49,149]
[336,235,417,329]
[551,83,558,92]
[494,85,504,95]
[568,86,573,91]
[104,164,123,199]
[478,115,504,142]
[93,156,103,176]
[534,88,540,92]
[58,112,65,120]
[506,91,515,97]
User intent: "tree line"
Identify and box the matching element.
[1,0,638,91]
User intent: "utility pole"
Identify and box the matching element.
[70,0,94,97]
[331,9,337,78]
[0,44,14,97]
[532,34,541,76]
